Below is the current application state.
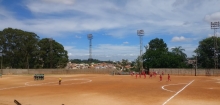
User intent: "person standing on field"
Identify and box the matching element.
[59,77,62,85]
[168,74,171,81]
[149,72,152,78]
[136,73,138,79]
[159,74,162,81]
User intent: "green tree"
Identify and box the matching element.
[121,59,129,71]
[0,28,68,69]
[143,38,188,68]
[143,38,169,68]
[38,38,68,68]
[0,28,40,68]
[134,56,142,71]
[195,36,220,68]
[171,46,187,68]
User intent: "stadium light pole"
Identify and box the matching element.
[87,34,93,63]
[211,21,220,75]
[137,30,144,72]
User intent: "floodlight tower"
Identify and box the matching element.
[137,30,144,71]
[87,34,93,62]
[211,22,220,71]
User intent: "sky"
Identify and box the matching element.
[0,0,220,61]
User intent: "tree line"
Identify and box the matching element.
[140,37,220,70]
[0,28,68,69]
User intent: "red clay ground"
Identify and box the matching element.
[0,74,220,105]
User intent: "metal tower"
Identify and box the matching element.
[87,34,93,61]
[137,30,144,70]
[211,22,220,71]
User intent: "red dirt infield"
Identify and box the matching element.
[0,74,220,105]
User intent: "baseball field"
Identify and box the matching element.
[0,74,220,105]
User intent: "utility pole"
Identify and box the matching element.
[211,22,220,75]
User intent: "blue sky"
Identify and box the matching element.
[0,0,220,61]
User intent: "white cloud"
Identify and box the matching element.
[123,41,129,44]
[0,0,218,38]
[171,36,190,42]
[42,0,75,5]
[1,0,220,60]
[75,35,81,39]
[205,12,220,22]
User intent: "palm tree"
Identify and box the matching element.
[171,46,187,58]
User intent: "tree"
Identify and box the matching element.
[171,46,186,58]
[0,28,68,69]
[143,38,169,68]
[195,37,220,68]
[171,46,187,68]
[0,28,40,68]
[142,38,188,68]
[121,59,129,71]
[38,38,68,68]
[134,56,142,71]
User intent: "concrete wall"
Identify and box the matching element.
[1,68,219,76]
[1,69,114,75]
[150,68,220,76]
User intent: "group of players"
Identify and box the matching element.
[34,74,44,80]
[33,74,62,85]
[131,71,171,81]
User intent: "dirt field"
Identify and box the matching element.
[0,74,220,105]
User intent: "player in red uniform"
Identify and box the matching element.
[143,71,146,79]
[167,74,171,81]
[136,73,138,79]
[149,72,152,78]
[139,72,141,78]
[159,75,162,81]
